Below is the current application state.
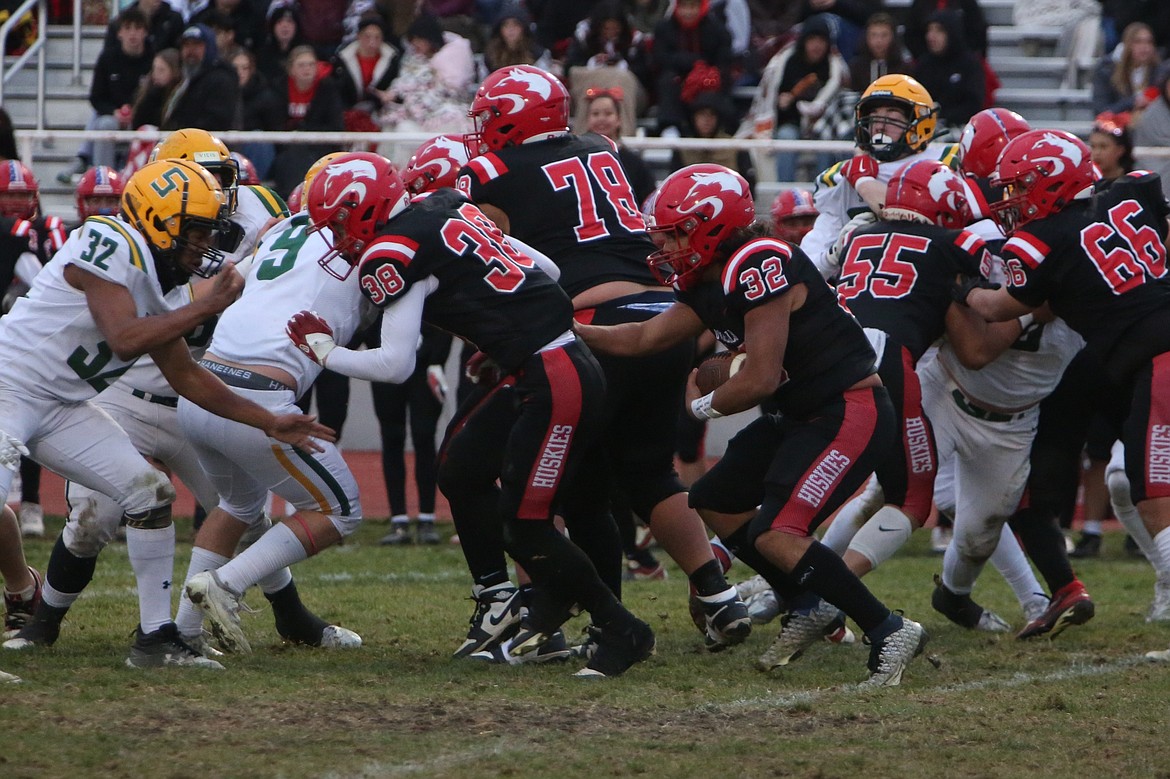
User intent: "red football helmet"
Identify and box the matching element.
[0,160,39,220]
[884,160,973,230]
[403,134,470,194]
[76,165,125,219]
[306,151,410,279]
[770,189,818,243]
[466,65,570,156]
[959,108,1031,179]
[647,164,756,290]
[230,151,258,185]
[990,129,1097,233]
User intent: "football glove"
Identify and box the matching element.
[286,310,336,365]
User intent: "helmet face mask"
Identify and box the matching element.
[122,159,229,282]
[0,160,39,220]
[770,189,818,243]
[76,165,125,220]
[855,75,937,162]
[466,65,570,155]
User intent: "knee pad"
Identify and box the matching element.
[324,510,363,538]
[848,506,914,570]
[119,469,176,515]
[123,504,173,530]
[62,493,120,557]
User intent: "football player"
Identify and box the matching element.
[769,189,818,244]
[456,65,749,656]
[0,159,331,675]
[577,164,929,686]
[801,74,962,278]
[960,130,1170,648]
[269,151,656,677]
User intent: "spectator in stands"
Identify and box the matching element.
[130,47,182,128]
[911,10,984,136]
[529,0,594,53]
[255,0,305,87]
[849,12,909,91]
[232,49,282,178]
[58,9,154,185]
[483,2,552,73]
[795,0,880,63]
[105,0,184,54]
[742,15,846,181]
[0,107,16,160]
[1092,22,1161,115]
[651,0,735,137]
[191,0,262,52]
[271,45,345,196]
[1105,0,1170,52]
[904,0,987,61]
[712,0,752,79]
[377,14,476,133]
[297,0,348,58]
[582,86,656,204]
[1133,65,1170,198]
[672,89,757,194]
[205,10,243,63]
[629,0,668,35]
[332,12,403,114]
[1089,112,1136,181]
[565,0,650,87]
[160,24,240,130]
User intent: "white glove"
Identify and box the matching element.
[426,364,449,403]
[826,210,879,274]
[0,430,29,471]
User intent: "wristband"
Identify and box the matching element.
[1017,313,1035,331]
[690,392,724,420]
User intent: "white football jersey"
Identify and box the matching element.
[209,213,370,398]
[0,216,173,402]
[226,184,289,264]
[801,142,964,278]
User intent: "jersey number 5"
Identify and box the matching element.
[837,233,928,301]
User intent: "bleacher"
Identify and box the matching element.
[5,1,1104,219]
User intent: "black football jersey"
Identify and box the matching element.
[838,221,985,362]
[1001,171,1170,357]
[456,132,659,298]
[0,215,65,300]
[356,190,573,372]
[677,237,877,417]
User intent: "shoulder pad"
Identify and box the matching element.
[84,216,151,275]
[816,160,846,190]
[240,184,290,218]
[937,143,963,171]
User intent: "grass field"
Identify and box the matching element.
[2,518,1169,779]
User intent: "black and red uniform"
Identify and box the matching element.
[682,236,893,538]
[458,133,695,593]
[1002,172,1170,503]
[359,190,618,623]
[836,221,985,520]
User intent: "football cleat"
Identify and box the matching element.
[734,574,772,602]
[18,503,43,538]
[569,624,601,661]
[0,668,20,683]
[691,586,752,652]
[624,559,667,581]
[1016,580,1094,640]
[931,575,1010,633]
[472,628,570,665]
[379,524,413,546]
[756,598,842,671]
[1145,646,1170,662]
[416,521,441,545]
[1148,580,1170,623]
[1069,533,1102,559]
[2,605,64,649]
[573,618,655,678]
[319,625,363,649]
[861,616,928,687]
[746,589,782,625]
[184,570,251,654]
[126,622,225,670]
[823,613,857,645]
[3,566,41,639]
[452,582,522,658]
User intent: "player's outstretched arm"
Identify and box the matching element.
[944,302,1029,369]
[963,285,1036,323]
[575,301,705,356]
[151,339,335,452]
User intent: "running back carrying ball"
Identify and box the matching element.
[694,351,746,395]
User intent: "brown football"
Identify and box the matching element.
[694,351,746,395]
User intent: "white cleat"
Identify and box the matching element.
[975,609,1012,633]
[734,574,772,601]
[320,625,362,649]
[1147,580,1170,623]
[1144,647,1170,662]
[861,617,928,688]
[756,598,842,671]
[18,503,44,538]
[0,668,20,683]
[185,571,251,654]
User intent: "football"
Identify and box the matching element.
[694,351,746,395]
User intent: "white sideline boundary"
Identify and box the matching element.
[710,656,1149,713]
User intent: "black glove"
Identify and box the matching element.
[952,276,1001,306]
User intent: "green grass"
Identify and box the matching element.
[3,520,1169,779]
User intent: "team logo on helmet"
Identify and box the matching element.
[486,67,554,114]
[320,158,380,210]
[681,170,746,220]
[1031,131,1086,177]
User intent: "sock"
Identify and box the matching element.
[790,541,890,634]
[175,547,229,639]
[1109,471,1169,578]
[687,559,729,598]
[1009,507,1075,593]
[265,580,327,642]
[988,523,1048,613]
[721,525,802,599]
[1082,519,1103,536]
[390,514,409,526]
[41,536,98,609]
[709,537,734,574]
[1153,528,1170,584]
[847,506,914,570]
[4,580,35,601]
[125,524,176,633]
[215,522,308,596]
[941,542,976,595]
[256,566,294,595]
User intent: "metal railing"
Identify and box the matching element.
[0,0,47,123]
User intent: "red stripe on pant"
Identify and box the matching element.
[773,388,880,536]
[1144,352,1170,500]
[897,347,936,521]
[517,347,584,519]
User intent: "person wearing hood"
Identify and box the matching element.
[376,14,476,134]
[484,2,552,73]
[904,0,988,61]
[254,0,306,87]
[331,12,403,114]
[910,10,983,135]
[160,24,240,131]
[650,0,734,137]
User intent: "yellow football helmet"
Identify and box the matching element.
[122,159,229,277]
[854,74,937,162]
[150,128,239,211]
[303,151,347,203]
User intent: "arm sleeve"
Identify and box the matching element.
[323,277,432,383]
